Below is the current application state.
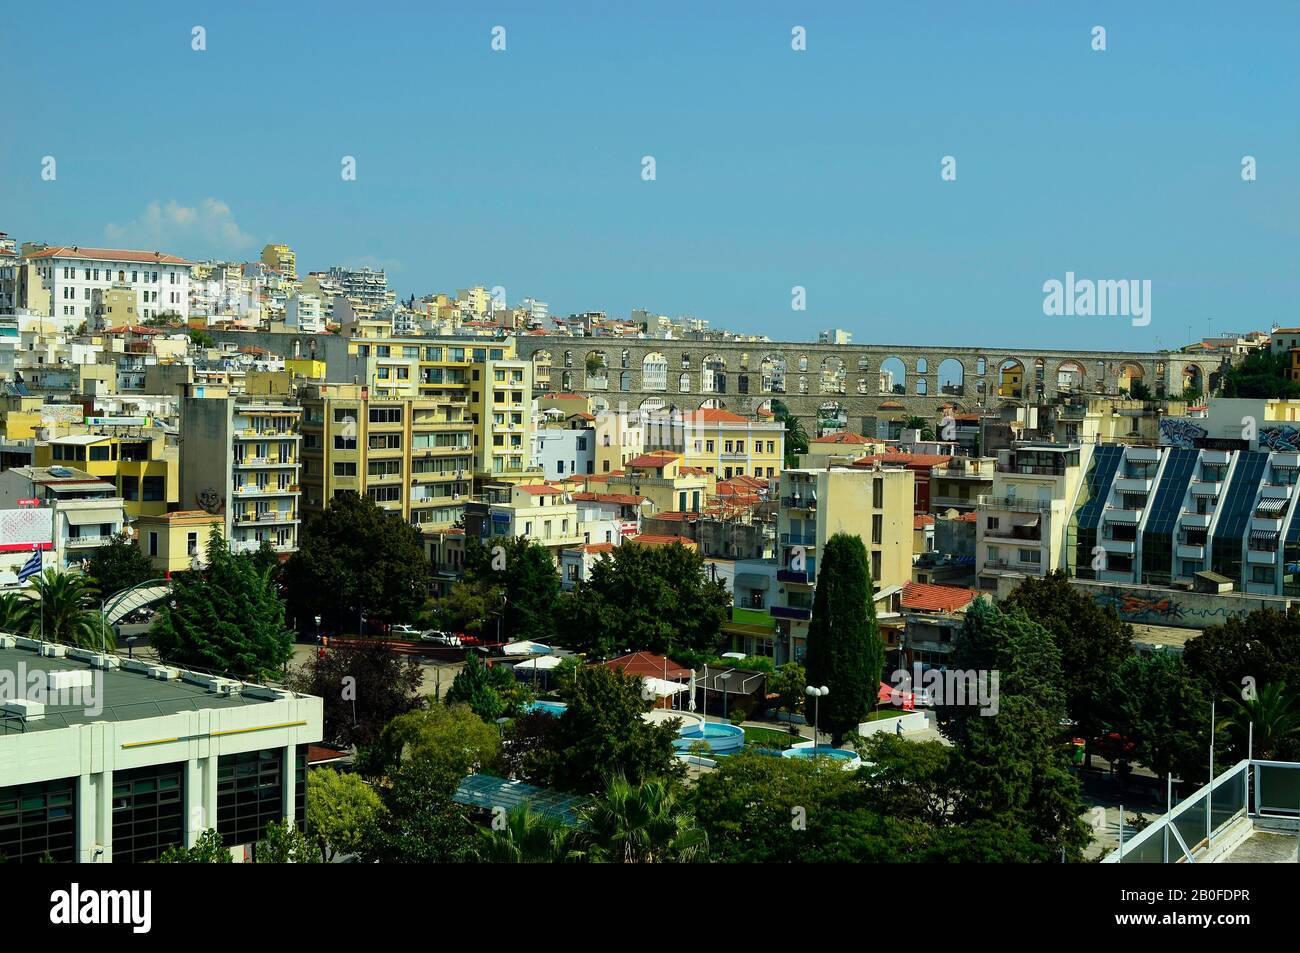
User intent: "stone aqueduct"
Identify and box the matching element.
[514,336,1229,424]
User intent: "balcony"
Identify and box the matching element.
[1176,543,1205,559]
[977,496,1053,513]
[1127,447,1161,463]
[1103,507,1142,524]
[769,604,812,622]
[1200,450,1232,466]
[1115,477,1154,493]
[1260,483,1293,500]
[777,567,813,585]
[780,496,816,511]
[1190,481,1222,497]
[984,524,1042,542]
[65,534,110,548]
[780,532,817,547]
[1252,516,1284,533]
[233,511,299,525]
[1100,537,1136,556]
[1247,548,1278,565]
[235,457,298,468]
[1181,512,1212,529]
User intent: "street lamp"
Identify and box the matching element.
[805,685,830,748]
[719,671,732,720]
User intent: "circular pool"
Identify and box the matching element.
[782,745,862,769]
[673,722,745,755]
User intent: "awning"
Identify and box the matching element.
[1191,484,1219,496]
[1256,498,1288,514]
[63,508,121,525]
[642,676,688,697]
[511,655,562,672]
[1249,528,1278,541]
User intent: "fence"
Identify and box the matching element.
[1103,758,1299,863]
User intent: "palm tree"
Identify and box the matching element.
[0,591,29,633]
[1221,683,1300,761]
[24,569,108,649]
[469,804,584,863]
[577,774,707,863]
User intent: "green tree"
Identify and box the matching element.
[772,401,808,467]
[940,598,1090,857]
[23,569,106,649]
[1183,607,1300,699]
[374,704,503,781]
[254,819,314,863]
[803,534,882,744]
[557,541,730,658]
[1220,682,1300,762]
[158,828,231,863]
[467,803,583,863]
[284,492,431,634]
[444,651,532,721]
[767,662,805,721]
[852,733,960,827]
[150,529,290,678]
[1002,570,1133,765]
[359,758,474,863]
[285,639,424,753]
[529,665,683,794]
[85,531,155,598]
[1102,651,1211,783]
[305,767,386,862]
[436,577,502,639]
[187,328,216,348]
[578,774,707,863]
[0,591,31,632]
[1220,346,1300,399]
[460,536,560,644]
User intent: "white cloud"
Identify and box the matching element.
[104,198,257,257]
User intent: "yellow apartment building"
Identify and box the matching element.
[593,408,645,475]
[479,483,583,564]
[134,510,224,575]
[603,451,712,516]
[344,336,537,487]
[37,430,176,520]
[772,464,915,664]
[299,383,474,533]
[260,243,298,282]
[672,408,786,481]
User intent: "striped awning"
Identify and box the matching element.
[1256,498,1288,514]
[1191,484,1219,496]
[1249,528,1278,541]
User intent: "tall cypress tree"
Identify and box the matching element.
[803,533,883,744]
[150,529,292,678]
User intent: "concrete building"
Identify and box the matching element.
[975,443,1091,592]
[0,467,126,571]
[0,637,321,862]
[25,246,192,324]
[35,428,175,521]
[327,265,395,315]
[770,464,914,664]
[645,408,785,481]
[467,483,583,564]
[134,510,225,574]
[604,451,710,517]
[299,383,473,533]
[260,243,298,282]
[534,424,595,481]
[179,395,302,556]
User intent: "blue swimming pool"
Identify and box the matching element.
[782,746,862,767]
[525,700,568,717]
[673,722,745,754]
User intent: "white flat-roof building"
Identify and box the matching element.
[0,637,322,862]
[23,246,193,325]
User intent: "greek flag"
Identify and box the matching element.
[17,548,41,583]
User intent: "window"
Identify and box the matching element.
[148,532,159,556]
[334,435,357,450]
[369,406,403,424]
[217,750,286,847]
[112,762,185,862]
[367,485,401,503]
[871,550,882,581]
[142,476,165,501]
[873,478,883,508]
[872,514,883,544]
[333,462,357,477]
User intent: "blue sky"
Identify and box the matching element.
[1,1,1296,350]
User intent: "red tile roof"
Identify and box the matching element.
[812,432,874,444]
[629,533,696,548]
[901,581,977,613]
[515,484,564,495]
[103,324,165,335]
[26,245,192,265]
[913,514,935,529]
[600,651,692,680]
[678,408,751,424]
[572,492,649,505]
[627,451,679,468]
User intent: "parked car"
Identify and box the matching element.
[420,630,461,646]
[390,624,421,639]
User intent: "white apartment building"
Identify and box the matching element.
[25,246,193,324]
[0,467,127,573]
[284,293,325,333]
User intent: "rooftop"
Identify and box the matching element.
[0,640,286,734]
[26,246,193,266]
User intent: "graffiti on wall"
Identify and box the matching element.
[1159,416,1208,449]
[1092,590,1250,625]
[1259,425,1300,452]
